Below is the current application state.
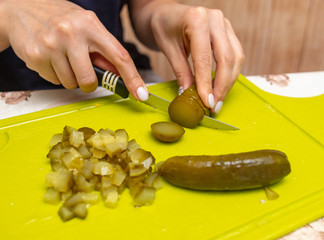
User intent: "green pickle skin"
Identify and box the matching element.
[159,150,291,190]
[168,85,210,128]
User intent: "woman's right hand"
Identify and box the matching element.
[0,0,149,100]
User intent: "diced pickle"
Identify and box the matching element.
[102,185,119,208]
[45,169,73,192]
[44,187,61,204]
[69,131,84,148]
[58,206,75,222]
[133,187,156,206]
[49,134,63,148]
[45,126,161,221]
[73,203,88,219]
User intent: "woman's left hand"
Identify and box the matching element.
[149,3,244,113]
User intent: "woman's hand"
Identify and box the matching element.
[130,1,244,113]
[151,4,244,113]
[0,0,148,100]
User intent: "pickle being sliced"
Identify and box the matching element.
[45,125,162,222]
[168,85,210,128]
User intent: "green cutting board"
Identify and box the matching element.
[1,77,324,240]
[240,76,324,145]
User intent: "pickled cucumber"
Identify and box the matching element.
[168,85,210,128]
[151,121,185,142]
[159,150,291,190]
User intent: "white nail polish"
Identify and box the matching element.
[136,87,149,101]
[178,86,184,95]
[214,101,223,114]
[208,93,215,108]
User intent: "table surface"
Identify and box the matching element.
[1,71,324,239]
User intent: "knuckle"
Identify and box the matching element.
[186,7,208,27]
[24,46,43,65]
[114,46,132,66]
[237,52,245,64]
[50,16,75,37]
[38,34,56,52]
[83,10,98,22]
[210,9,225,20]
[220,52,235,66]
[173,69,190,83]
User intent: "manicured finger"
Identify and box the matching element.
[224,19,245,82]
[162,42,194,94]
[186,7,214,108]
[89,29,148,101]
[209,11,236,112]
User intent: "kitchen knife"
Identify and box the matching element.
[94,66,239,130]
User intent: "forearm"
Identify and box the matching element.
[128,0,176,50]
[0,1,10,51]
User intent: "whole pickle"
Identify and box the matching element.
[159,150,291,190]
[168,85,210,128]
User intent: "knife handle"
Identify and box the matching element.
[94,66,129,98]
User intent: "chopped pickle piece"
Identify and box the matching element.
[74,173,92,192]
[105,141,124,158]
[61,190,73,201]
[69,131,84,148]
[45,169,73,192]
[87,133,105,151]
[50,158,65,172]
[127,139,141,154]
[78,127,96,141]
[133,187,156,206]
[92,161,115,176]
[90,147,107,159]
[64,192,98,207]
[44,187,61,204]
[112,169,127,186]
[264,187,280,200]
[61,147,83,170]
[78,144,92,159]
[80,160,94,179]
[45,126,161,221]
[49,134,63,148]
[58,206,75,222]
[102,185,119,208]
[129,164,147,177]
[73,203,88,219]
[100,176,112,189]
[151,121,185,143]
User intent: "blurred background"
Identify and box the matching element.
[121,0,324,81]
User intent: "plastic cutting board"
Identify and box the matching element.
[1,76,324,240]
[240,76,324,145]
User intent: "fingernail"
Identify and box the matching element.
[214,101,223,114]
[136,86,149,101]
[208,93,215,108]
[178,86,184,95]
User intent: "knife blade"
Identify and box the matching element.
[94,66,239,130]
